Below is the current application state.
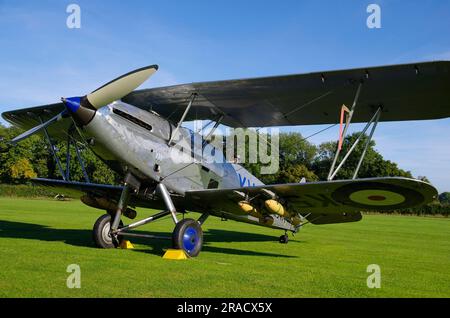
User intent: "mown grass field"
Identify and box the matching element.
[0,197,449,298]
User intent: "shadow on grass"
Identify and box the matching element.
[0,220,298,258]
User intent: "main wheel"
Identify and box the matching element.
[172,218,203,257]
[279,234,289,244]
[93,214,123,249]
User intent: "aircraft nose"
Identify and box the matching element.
[62,96,96,126]
[63,96,81,113]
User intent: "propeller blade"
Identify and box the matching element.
[10,110,66,144]
[85,65,158,109]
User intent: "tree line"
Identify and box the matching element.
[0,125,120,185]
[0,124,448,216]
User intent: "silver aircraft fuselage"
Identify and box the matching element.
[79,101,262,194]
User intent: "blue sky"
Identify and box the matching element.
[0,0,449,191]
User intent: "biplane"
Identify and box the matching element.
[2,61,449,257]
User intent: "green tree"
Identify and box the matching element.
[276,164,319,183]
[312,132,413,180]
[439,193,450,205]
[240,132,317,184]
[278,132,317,169]
[51,139,119,184]
[9,158,37,181]
[0,124,118,185]
[0,125,40,183]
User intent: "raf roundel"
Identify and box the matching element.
[331,181,425,210]
[349,190,406,206]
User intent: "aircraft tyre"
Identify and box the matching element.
[172,218,203,257]
[93,214,123,248]
[279,234,289,244]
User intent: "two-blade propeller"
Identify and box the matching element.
[10,65,158,144]
[84,65,158,110]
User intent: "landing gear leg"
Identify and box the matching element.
[157,183,204,257]
[93,173,139,248]
[156,183,178,224]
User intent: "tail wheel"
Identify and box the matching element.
[279,234,289,244]
[93,214,123,248]
[172,218,203,257]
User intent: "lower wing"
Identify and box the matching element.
[32,178,167,211]
[185,177,437,225]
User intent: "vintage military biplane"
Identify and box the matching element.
[3,61,449,257]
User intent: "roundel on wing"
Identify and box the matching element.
[331,182,425,210]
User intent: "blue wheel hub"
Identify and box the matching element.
[182,226,198,253]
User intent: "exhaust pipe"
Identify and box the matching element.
[81,195,137,219]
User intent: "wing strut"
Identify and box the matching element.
[352,109,381,179]
[66,125,90,183]
[39,118,90,183]
[202,115,224,145]
[40,116,67,181]
[328,82,362,180]
[327,81,384,180]
[168,93,197,145]
[328,106,382,180]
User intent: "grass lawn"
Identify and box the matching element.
[0,197,449,298]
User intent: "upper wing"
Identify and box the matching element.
[2,102,72,141]
[185,177,438,225]
[4,61,450,132]
[123,61,450,127]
